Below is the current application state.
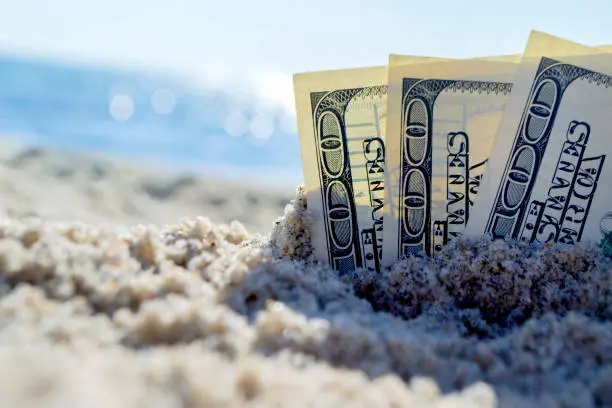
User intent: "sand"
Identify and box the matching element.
[0,142,293,235]
[0,148,611,407]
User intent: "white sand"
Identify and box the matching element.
[0,143,293,234]
[0,147,611,407]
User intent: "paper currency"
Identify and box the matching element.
[293,56,512,273]
[293,66,391,273]
[292,33,612,272]
[382,60,517,265]
[465,31,612,248]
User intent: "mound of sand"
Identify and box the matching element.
[0,186,611,408]
[0,143,293,234]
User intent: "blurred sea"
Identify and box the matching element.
[0,54,303,186]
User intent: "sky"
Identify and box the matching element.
[0,0,611,115]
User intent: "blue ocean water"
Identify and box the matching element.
[0,54,303,185]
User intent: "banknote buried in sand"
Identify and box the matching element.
[293,30,612,273]
[3,29,612,408]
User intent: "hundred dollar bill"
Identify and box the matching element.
[465,31,612,247]
[382,60,517,265]
[292,56,517,273]
[293,66,401,273]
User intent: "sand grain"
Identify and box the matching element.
[0,150,611,407]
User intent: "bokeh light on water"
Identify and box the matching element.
[0,55,303,186]
[150,88,176,115]
[223,110,249,138]
[109,93,135,122]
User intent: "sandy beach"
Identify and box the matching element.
[0,142,294,235]
[0,147,611,407]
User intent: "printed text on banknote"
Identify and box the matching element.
[310,86,386,273]
[396,79,512,257]
[485,58,612,245]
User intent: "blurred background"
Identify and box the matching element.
[0,0,610,233]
